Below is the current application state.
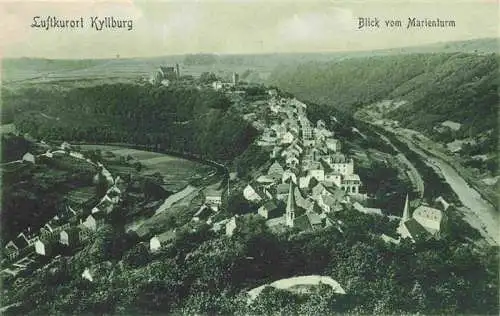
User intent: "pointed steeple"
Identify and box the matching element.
[286,181,296,227]
[402,193,410,222]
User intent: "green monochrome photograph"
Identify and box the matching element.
[0,0,498,315]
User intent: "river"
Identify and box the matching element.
[428,157,499,245]
[393,130,498,245]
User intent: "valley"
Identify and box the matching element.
[1,38,498,315]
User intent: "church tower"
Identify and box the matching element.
[397,193,412,239]
[402,193,410,222]
[286,181,296,227]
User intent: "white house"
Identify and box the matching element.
[282,169,298,184]
[60,141,71,150]
[226,216,239,237]
[324,173,342,187]
[82,268,94,282]
[149,230,176,253]
[256,175,275,184]
[353,202,383,216]
[205,189,223,211]
[435,196,450,211]
[34,239,50,256]
[299,175,313,189]
[82,215,97,231]
[331,157,354,176]
[22,152,35,164]
[243,184,265,202]
[308,169,325,182]
[341,174,361,194]
[325,138,341,152]
[212,81,223,90]
[59,229,79,246]
[280,132,294,145]
[285,156,299,167]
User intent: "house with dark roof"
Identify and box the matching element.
[14,232,30,249]
[258,201,280,219]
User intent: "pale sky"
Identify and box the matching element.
[0,0,498,59]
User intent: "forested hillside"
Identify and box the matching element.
[3,84,257,162]
[268,53,498,140]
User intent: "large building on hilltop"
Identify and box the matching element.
[149,64,181,85]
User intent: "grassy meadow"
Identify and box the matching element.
[79,144,214,191]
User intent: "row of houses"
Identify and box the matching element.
[2,144,123,275]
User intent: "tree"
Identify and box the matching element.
[133,161,142,172]
[123,243,150,268]
[227,192,254,215]
[199,72,218,84]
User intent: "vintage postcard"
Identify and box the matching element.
[0,0,498,315]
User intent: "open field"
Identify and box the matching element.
[80,144,214,191]
[1,57,273,86]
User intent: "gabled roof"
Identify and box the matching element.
[268,161,285,175]
[321,194,337,207]
[294,214,312,231]
[256,175,275,183]
[15,233,30,248]
[403,218,430,241]
[306,211,323,226]
[261,201,278,212]
[5,240,19,251]
[276,183,290,195]
[330,188,346,201]
[311,183,326,197]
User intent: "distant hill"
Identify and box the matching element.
[3,38,496,84]
[268,51,498,156]
[391,37,498,54]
